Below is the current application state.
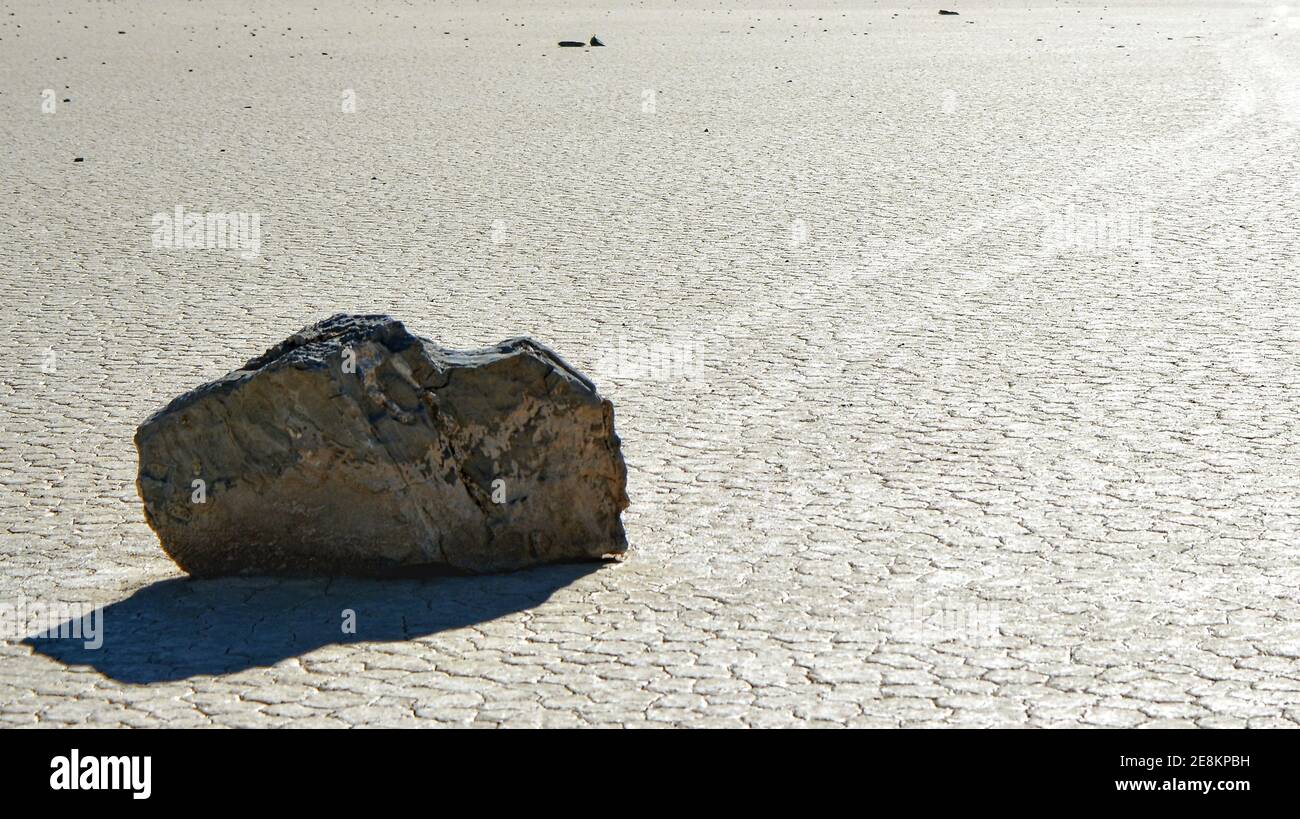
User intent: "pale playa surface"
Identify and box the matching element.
[2,0,1299,726]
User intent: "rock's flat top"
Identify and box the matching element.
[4,1,1300,727]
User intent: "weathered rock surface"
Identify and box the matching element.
[135,314,629,576]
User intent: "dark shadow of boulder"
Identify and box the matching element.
[24,561,607,683]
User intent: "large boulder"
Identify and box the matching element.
[135,314,629,576]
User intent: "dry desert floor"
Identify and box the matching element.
[2,0,1300,726]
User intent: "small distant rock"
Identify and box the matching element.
[558,40,584,47]
[590,36,605,47]
[73,157,84,163]
[939,9,959,14]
